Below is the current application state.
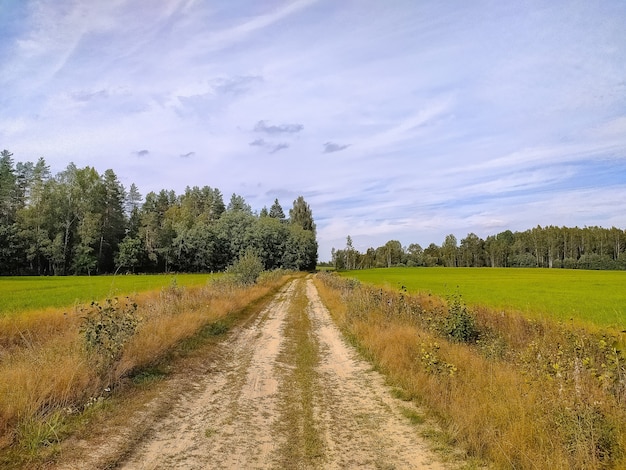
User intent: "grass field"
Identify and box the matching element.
[0,273,219,316]
[339,267,626,329]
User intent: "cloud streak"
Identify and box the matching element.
[249,138,289,154]
[323,142,350,153]
[254,120,304,134]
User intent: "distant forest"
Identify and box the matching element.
[0,150,317,275]
[333,226,626,271]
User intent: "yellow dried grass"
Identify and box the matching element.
[0,273,290,454]
[314,274,626,469]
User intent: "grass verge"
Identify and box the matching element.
[315,272,626,469]
[0,271,294,469]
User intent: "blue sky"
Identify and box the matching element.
[1,0,625,261]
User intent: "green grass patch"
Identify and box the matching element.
[400,407,425,425]
[0,273,219,316]
[277,280,324,468]
[339,267,626,329]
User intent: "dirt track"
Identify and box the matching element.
[59,278,447,469]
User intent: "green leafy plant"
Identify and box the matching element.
[442,294,479,343]
[80,297,139,368]
[227,249,264,285]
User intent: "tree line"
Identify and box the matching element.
[332,225,626,271]
[0,150,317,275]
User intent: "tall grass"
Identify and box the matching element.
[315,272,626,469]
[0,272,290,461]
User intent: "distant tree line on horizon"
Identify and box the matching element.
[0,150,317,275]
[332,225,626,271]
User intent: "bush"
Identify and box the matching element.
[442,294,479,343]
[80,298,139,370]
[227,249,264,285]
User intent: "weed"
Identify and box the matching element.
[442,294,479,343]
[80,298,139,372]
[17,411,66,454]
[131,367,167,386]
[390,387,414,402]
[400,407,425,425]
[205,321,229,337]
[160,277,185,304]
[555,400,622,467]
[419,342,457,376]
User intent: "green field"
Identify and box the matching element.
[0,273,218,315]
[339,267,626,329]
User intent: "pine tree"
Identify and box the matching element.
[289,196,316,234]
[269,198,285,220]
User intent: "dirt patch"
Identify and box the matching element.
[54,279,450,469]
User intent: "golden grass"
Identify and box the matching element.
[314,272,626,469]
[0,273,292,461]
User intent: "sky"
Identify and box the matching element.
[1,0,626,261]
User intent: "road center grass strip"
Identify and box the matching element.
[276,279,324,468]
[339,267,626,329]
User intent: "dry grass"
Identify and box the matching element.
[0,272,291,465]
[314,272,626,469]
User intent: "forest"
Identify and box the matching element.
[333,226,626,271]
[0,150,317,275]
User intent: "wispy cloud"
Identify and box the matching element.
[249,138,289,154]
[212,75,263,95]
[269,143,289,154]
[249,138,266,147]
[70,89,109,102]
[134,150,150,157]
[323,142,350,153]
[254,120,304,134]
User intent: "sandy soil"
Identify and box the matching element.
[57,278,448,469]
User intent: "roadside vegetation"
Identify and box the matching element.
[340,267,626,328]
[0,265,292,468]
[315,271,626,469]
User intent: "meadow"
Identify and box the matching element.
[0,273,218,316]
[339,267,626,329]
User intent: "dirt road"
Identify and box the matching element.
[61,278,447,469]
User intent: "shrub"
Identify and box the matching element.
[80,298,139,371]
[442,294,479,343]
[227,249,264,285]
